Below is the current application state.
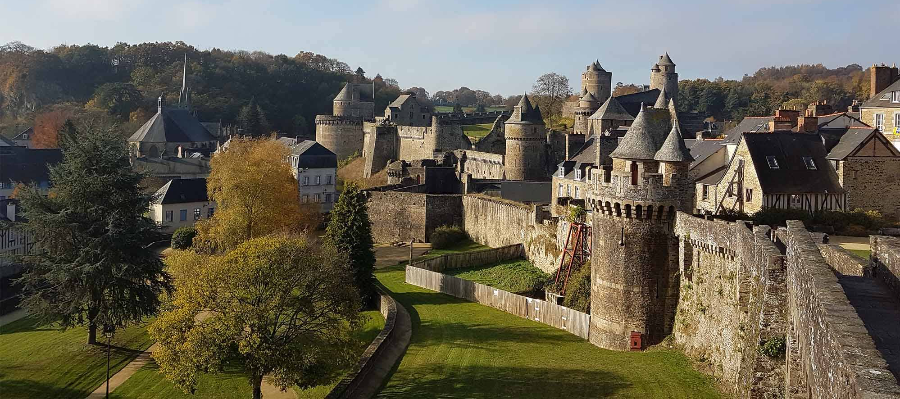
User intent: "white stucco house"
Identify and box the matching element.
[150,178,216,233]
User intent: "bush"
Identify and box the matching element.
[171,226,196,250]
[431,225,468,249]
[561,262,590,313]
[752,208,811,227]
[758,336,786,359]
[567,206,586,224]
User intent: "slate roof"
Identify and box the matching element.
[654,117,693,162]
[0,135,16,147]
[128,108,216,144]
[610,106,662,160]
[388,94,412,108]
[654,87,669,109]
[816,112,868,129]
[580,91,598,103]
[689,139,725,167]
[826,127,893,160]
[658,53,675,66]
[508,94,544,124]
[589,60,606,72]
[334,83,353,101]
[589,96,634,121]
[153,178,209,204]
[743,133,842,194]
[861,79,900,109]
[0,147,63,184]
[290,140,337,169]
[614,89,661,116]
[723,116,774,144]
[12,127,32,142]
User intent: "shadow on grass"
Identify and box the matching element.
[0,378,87,399]
[376,364,629,399]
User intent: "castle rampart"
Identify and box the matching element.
[871,235,900,301]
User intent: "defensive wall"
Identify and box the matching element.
[871,235,900,299]
[365,189,462,243]
[361,118,474,177]
[817,243,871,276]
[315,115,365,161]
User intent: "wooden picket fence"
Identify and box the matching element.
[405,265,591,340]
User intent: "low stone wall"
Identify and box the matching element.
[783,220,900,398]
[406,265,591,339]
[871,235,900,301]
[326,290,409,399]
[411,244,524,273]
[817,243,871,276]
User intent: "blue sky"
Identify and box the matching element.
[1,0,897,96]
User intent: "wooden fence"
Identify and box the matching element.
[411,244,525,272]
[405,265,591,340]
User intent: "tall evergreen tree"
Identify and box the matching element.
[324,182,376,305]
[238,97,270,138]
[17,119,171,344]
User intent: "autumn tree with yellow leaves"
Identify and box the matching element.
[150,235,361,399]
[193,137,317,252]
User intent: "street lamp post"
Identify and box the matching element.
[104,325,114,399]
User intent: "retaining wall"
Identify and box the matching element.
[366,191,462,243]
[411,244,524,273]
[406,265,591,339]
[871,235,900,301]
[783,221,900,398]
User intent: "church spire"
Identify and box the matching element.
[179,54,191,110]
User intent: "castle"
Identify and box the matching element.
[314,83,375,161]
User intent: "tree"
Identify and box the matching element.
[452,102,463,114]
[150,236,362,399]
[194,138,304,252]
[17,118,170,344]
[31,107,73,148]
[531,73,572,125]
[325,182,376,305]
[86,82,144,118]
[355,67,365,78]
[238,98,271,138]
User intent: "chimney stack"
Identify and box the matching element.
[797,115,818,133]
[871,64,900,99]
[5,201,15,222]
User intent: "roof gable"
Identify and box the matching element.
[128,108,216,144]
[154,178,209,204]
[742,133,842,194]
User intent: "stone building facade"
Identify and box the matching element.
[860,64,900,146]
[315,83,375,161]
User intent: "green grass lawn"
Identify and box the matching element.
[0,317,154,399]
[418,239,488,263]
[109,310,385,399]
[375,265,720,398]
[461,123,494,142]
[849,249,871,259]
[449,258,549,297]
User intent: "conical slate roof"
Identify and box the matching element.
[580,91,598,103]
[590,60,605,72]
[509,93,544,124]
[654,86,668,109]
[654,115,693,162]
[517,93,533,112]
[610,105,658,160]
[334,83,353,101]
[589,96,633,121]
[658,52,675,66]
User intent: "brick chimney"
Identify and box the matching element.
[770,116,794,131]
[797,115,818,133]
[775,109,800,124]
[807,101,834,117]
[871,64,900,99]
[848,100,861,113]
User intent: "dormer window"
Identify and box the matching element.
[575,169,582,180]
[893,91,900,103]
[802,157,816,170]
[558,167,564,177]
[766,156,779,169]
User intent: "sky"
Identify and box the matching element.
[1,0,898,96]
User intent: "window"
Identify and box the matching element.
[574,186,580,199]
[326,175,333,185]
[875,113,885,132]
[702,185,709,200]
[575,169,582,180]
[802,157,816,170]
[630,162,638,185]
[165,210,173,222]
[314,194,320,203]
[302,195,309,203]
[207,208,215,218]
[179,209,187,221]
[315,175,321,185]
[325,193,332,203]
[302,176,309,186]
[893,91,900,103]
[566,185,570,197]
[558,167,564,177]
[558,184,563,197]
[193,208,201,221]
[766,156,779,169]
[790,194,802,209]
[745,188,753,201]
[894,112,900,131]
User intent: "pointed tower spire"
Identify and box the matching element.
[654,86,668,109]
[654,113,693,162]
[610,104,658,160]
[179,54,190,109]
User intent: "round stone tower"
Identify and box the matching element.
[573,91,600,135]
[504,94,547,181]
[649,53,678,104]
[581,60,612,105]
[589,102,694,351]
[315,83,375,161]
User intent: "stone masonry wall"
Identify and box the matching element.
[672,214,786,397]
[783,220,900,398]
[817,244,872,276]
[367,191,427,243]
[871,235,900,301]
[842,158,900,218]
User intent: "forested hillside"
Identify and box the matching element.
[676,63,871,123]
[0,41,405,139]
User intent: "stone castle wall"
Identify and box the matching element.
[817,244,871,276]
[365,190,462,243]
[871,235,900,300]
[460,151,505,180]
[841,157,900,218]
[783,221,900,398]
[316,115,364,161]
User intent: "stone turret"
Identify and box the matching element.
[650,53,678,106]
[504,94,548,181]
[574,91,600,135]
[589,101,693,351]
[316,82,376,161]
[581,60,612,106]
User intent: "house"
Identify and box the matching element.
[0,145,63,200]
[0,199,31,313]
[11,128,33,148]
[282,139,338,212]
[860,64,900,149]
[826,127,900,217]
[697,132,845,215]
[150,178,215,233]
[385,93,433,127]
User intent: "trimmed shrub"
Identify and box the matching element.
[431,225,468,249]
[171,226,196,250]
